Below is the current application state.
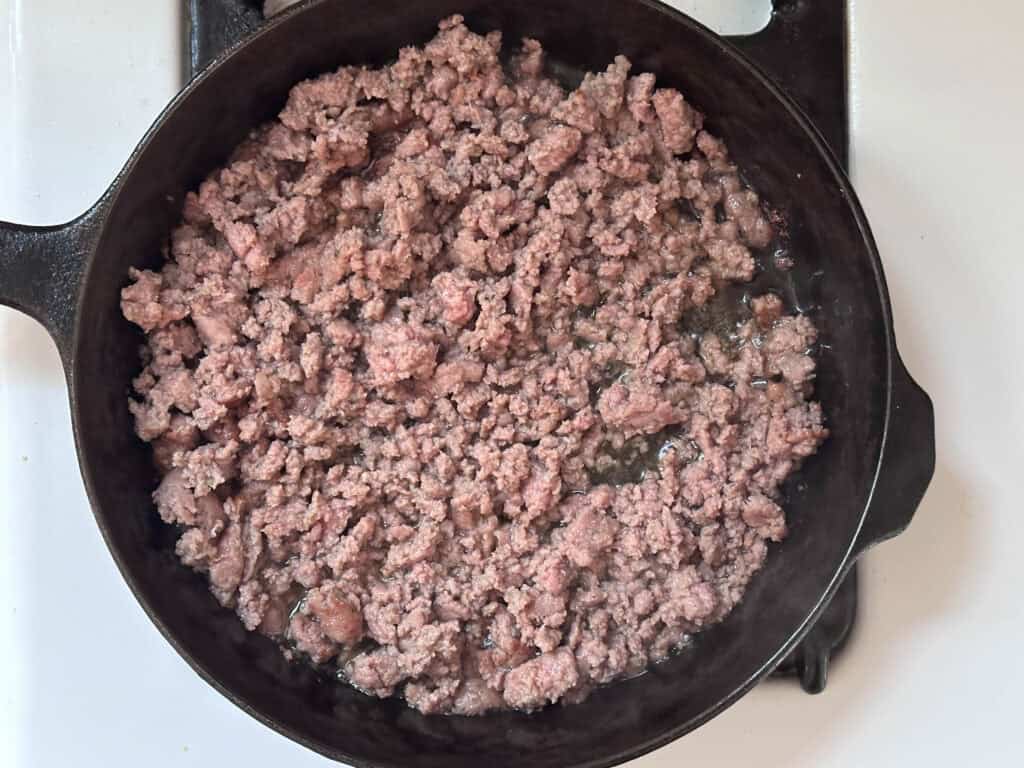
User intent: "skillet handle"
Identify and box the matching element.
[0,211,99,368]
[853,355,936,555]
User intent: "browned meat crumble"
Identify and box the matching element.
[122,15,827,715]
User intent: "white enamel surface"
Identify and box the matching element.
[1,1,1021,765]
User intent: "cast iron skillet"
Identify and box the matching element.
[0,0,935,765]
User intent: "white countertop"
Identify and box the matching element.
[2,1,1021,765]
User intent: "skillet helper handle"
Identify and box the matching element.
[853,356,936,555]
[0,216,95,367]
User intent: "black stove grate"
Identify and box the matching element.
[185,0,856,694]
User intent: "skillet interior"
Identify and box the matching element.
[71,1,890,765]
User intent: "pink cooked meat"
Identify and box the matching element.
[122,15,827,715]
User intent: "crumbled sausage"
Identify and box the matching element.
[123,16,825,715]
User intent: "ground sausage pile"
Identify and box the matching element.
[122,16,827,715]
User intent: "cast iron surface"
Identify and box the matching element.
[187,0,854,695]
[0,1,935,766]
[0,206,104,367]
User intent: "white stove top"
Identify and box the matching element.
[2,1,1022,765]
